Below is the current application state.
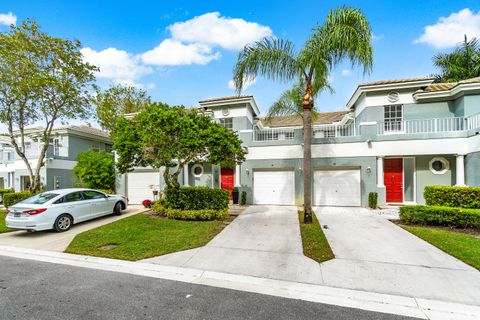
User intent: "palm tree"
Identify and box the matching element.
[433,35,480,83]
[233,6,373,223]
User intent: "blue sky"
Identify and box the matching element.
[1,0,480,118]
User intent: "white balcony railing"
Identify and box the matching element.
[253,128,295,141]
[378,117,466,135]
[467,112,480,131]
[313,123,357,138]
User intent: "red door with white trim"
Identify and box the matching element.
[221,168,234,199]
[384,158,403,203]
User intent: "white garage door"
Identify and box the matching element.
[253,170,295,205]
[127,171,160,204]
[314,169,361,206]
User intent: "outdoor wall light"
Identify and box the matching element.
[246,169,250,175]
[298,167,303,172]
[366,166,372,174]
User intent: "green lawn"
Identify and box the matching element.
[403,225,480,270]
[0,209,11,233]
[298,210,334,262]
[66,213,230,261]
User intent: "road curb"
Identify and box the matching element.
[0,245,478,319]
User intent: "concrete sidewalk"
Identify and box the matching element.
[0,205,146,251]
[315,206,480,306]
[143,205,324,284]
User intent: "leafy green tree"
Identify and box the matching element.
[0,20,97,191]
[73,150,115,190]
[233,6,373,222]
[95,84,151,131]
[112,103,247,188]
[433,35,480,83]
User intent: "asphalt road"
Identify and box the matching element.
[0,256,416,320]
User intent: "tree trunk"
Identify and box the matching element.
[303,105,313,224]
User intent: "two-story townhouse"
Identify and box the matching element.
[117,76,480,206]
[0,125,112,191]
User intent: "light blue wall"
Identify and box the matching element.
[403,101,456,120]
[462,95,480,117]
[415,155,456,204]
[466,151,480,186]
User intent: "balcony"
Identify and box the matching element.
[313,123,357,138]
[253,128,295,141]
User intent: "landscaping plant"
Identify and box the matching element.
[400,205,480,230]
[241,191,247,206]
[142,199,152,208]
[73,150,115,191]
[368,192,378,209]
[424,185,480,209]
[3,191,34,207]
[164,186,229,210]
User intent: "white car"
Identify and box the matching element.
[5,188,128,232]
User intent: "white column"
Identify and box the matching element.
[183,163,189,186]
[456,155,465,186]
[234,164,241,187]
[377,157,385,187]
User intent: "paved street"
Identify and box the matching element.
[0,256,414,320]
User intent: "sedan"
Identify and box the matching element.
[5,188,128,232]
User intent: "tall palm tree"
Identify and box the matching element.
[233,6,373,223]
[433,35,480,83]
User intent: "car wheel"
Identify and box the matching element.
[113,202,123,215]
[54,214,72,232]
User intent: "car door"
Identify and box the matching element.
[82,190,112,217]
[63,191,91,223]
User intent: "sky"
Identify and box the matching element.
[1,0,480,123]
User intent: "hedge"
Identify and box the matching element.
[424,186,480,209]
[0,188,14,203]
[164,186,229,210]
[151,203,227,221]
[368,192,378,209]
[3,191,34,207]
[400,205,480,229]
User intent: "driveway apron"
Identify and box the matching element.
[315,206,480,305]
[143,205,324,284]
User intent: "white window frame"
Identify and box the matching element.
[53,138,60,157]
[219,118,233,131]
[192,164,204,178]
[384,104,404,133]
[429,157,449,175]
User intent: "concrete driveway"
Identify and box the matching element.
[143,205,323,283]
[0,205,146,252]
[315,206,480,305]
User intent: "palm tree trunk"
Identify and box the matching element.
[303,105,313,224]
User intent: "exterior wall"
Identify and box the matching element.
[462,95,480,117]
[466,151,480,186]
[66,135,111,161]
[45,168,75,190]
[187,163,213,187]
[415,155,456,204]
[403,101,456,120]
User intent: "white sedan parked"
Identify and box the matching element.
[5,188,128,232]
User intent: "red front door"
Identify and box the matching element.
[384,158,403,203]
[221,168,234,199]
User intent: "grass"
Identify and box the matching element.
[298,210,334,262]
[402,225,480,270]
[0,209,12,233]
[66,213,231,261]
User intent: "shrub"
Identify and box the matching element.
[166,208,227,221]
[241,191,247,205]
[72,150,115,191]
[368,192,378,209]
[3,191,34,207]
[400,205,480,229]
[98,189,115,195]
[142,199,152,208]
[424,186,480,209]
[164,186,229,210]
[151,202,168,216]
[232,186,239,193]
[0,188,14,203]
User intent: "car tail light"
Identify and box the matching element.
[23,208,47,215]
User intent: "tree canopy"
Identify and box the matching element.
[95,84,151,132]
[112,103,247,188]
[0,20,97,191]
[73,150,115,191]
[433,36,480,83]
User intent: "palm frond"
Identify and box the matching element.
[233,37,302,94]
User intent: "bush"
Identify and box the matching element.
[368,192,378,209]
[72,150,115,191]
[424,186,480,209]
[0,188,14,203]
[3,191,34,207]
[98,189,115,195]
[164,186,229,210]
[142,199,152,208]
[166,208,227,221]
[400,205,480,229]
[151,202,168,216]
[241,191,247,205]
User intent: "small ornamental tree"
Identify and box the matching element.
[72,150,115,190]
[112,103,247,188]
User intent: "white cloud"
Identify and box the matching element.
[0,12,16,26]
[372,33,384,41]
[141,39,220,66]
[80,47,152,83]
[341,69,351,76]
[228,77,256,90]
[169,12,273,50]
[415,8,480,48]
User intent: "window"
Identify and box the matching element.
[24,141,32,156]
[192,164,204,177]
[384,105,403,132]
[91,144,100,152]
[105,144,113,153]
[64,192,84,202]
[7,151,14,161]
[20,192,59,205]
[83,190,107,200]
[53,138,60,157]
[219,118,233,131]
[429,157,449,175]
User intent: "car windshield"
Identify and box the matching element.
[20,193,59,205]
